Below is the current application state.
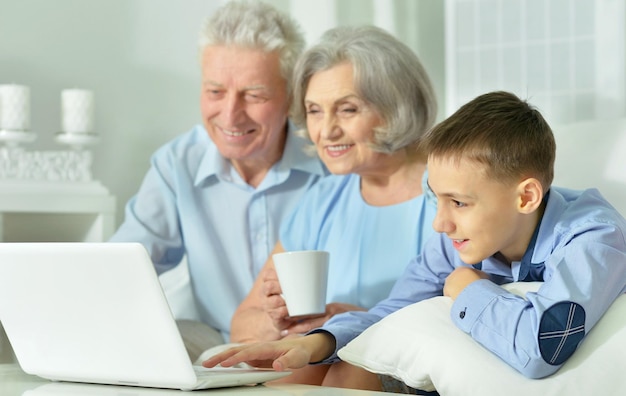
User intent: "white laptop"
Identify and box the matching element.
[0,242,290,390]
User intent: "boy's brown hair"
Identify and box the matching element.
[420,91,556,190]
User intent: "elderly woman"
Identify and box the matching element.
[228,25,438,389]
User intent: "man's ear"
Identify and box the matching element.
[517,178,543,214]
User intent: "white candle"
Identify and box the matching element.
[0,84,31,131]
[61,89,94,134]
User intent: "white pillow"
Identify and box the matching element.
[338,282,626,395]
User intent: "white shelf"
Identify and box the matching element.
[0,180,116,242]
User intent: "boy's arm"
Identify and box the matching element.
[317,240,452,363]
[451,234,626,379]
[220,232,455,368]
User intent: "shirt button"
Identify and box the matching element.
[459,308,466,319]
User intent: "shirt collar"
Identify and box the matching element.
[530,188,566,264]
[194,121,326,188]
[512,189,562,281]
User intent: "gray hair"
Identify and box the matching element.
[292,25,438,154]
[198,0,305,98]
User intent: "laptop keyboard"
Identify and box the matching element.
[188,365,290,390]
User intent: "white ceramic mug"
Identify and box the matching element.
[273,250,330,317]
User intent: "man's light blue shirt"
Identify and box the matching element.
[110,123,327,340]
[316,187,626,379]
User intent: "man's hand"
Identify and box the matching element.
[444,267,489,300]
[231,242,366,343]
[261,267,365,337]
[261,267,292,332]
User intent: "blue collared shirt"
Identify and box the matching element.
[317,187,626,378]
[110,123,327,340]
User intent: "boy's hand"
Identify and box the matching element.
[444,267,489,300]
[202,333,335,372]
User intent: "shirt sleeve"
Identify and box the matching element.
[312,233,454,364]
[452,224,626,379]
[109,147,185,273]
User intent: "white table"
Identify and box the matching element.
[0,364,395,395]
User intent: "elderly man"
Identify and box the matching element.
[110,1,326,360]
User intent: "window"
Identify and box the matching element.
[445,0,625,124]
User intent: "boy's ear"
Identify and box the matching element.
[517,178,544,214]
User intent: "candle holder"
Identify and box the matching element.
[0,145,93,182]
[0,86,98,182]
[0,131,98,182]
[55,132,100,151]
[0,129,37,148]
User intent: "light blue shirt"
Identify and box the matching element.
[280,172,437,310]
[317,187,626,379]
[110,123,327,340]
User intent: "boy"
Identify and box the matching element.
[203,91,626,381]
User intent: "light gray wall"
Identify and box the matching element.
[0,0,445,230]
[1,0,219,228]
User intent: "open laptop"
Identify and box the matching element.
[0,242,290,390]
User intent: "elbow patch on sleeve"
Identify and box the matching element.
[538,301,586,366]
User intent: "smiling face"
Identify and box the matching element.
[304,62,387,176]
[200,45,289,176]
[428,155,535,265]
